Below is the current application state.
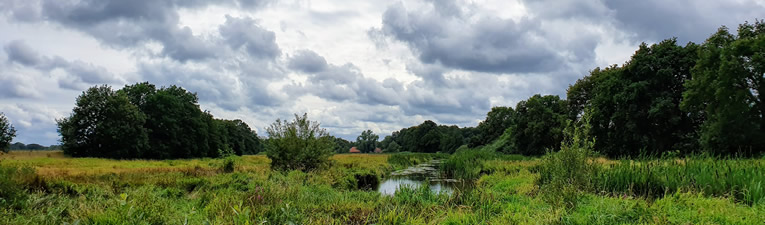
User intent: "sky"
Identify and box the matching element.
[0,0,762,145]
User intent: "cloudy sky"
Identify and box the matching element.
[0,0,762,145]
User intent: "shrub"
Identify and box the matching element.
[221,156,237,173]
[265,113,335,171]
[537,115,600,209]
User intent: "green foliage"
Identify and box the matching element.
[506,94,568,156]
[0,166,32,210]
[537,113,600,209]
[220,156,237,173]
[0,113,16,153]
[58,82,261,159]
[594,157,765,205]
[57,85,150,158]
[578,39,700,157]
[470,106,514,148]
[355,130,378,153]
[265,113,335,171]
[682,21,765,155]
[328,136,353,153]
[441,146,498,180]
[384,141,401,153]
[384,120,470,154]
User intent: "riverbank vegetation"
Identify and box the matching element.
[1,152,763,224]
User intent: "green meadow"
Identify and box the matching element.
[1,151,763,224]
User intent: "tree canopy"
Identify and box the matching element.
[506,95,569,156]
[569,39,700,157]
[58,83,262,159]
[355,130,379,153]
[681,21,765,155]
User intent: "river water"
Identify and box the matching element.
[376,160,469,196]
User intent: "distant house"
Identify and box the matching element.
[349,147,361,153]
[374,148,382,153]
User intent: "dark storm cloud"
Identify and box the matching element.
[374,2,565,74]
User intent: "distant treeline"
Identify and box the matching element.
[380,21,765,157]
[57,82,263,159]
[9,142,61,151]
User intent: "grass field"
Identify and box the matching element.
[1,151,763,224]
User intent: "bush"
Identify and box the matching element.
[265,113,335,171]
[221,156,237,173]
[537,116,600,209]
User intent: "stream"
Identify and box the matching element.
[376,160,471,196]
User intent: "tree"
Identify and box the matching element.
[265,113,335,171]
[57,85,149,158]
[329,136,353,153]
[439,125,463,153]
[507,95,568,156]
[355,130,379,153]
[682,21,765,155]
[140,85,212,159]
[470,106,514,147]
[59,82,260,159]
[385,141,402,153]
[576,39,699,157]
[0,113,16,153]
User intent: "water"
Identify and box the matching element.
[376,160,469,196]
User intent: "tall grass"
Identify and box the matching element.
[594,157,765,205]
[440,146,498,180]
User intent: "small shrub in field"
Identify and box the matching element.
[221,156,237,173]
[537,116,600,209]
[265,113,334,172]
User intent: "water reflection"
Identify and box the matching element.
[377,160,470,196]
[377,177,458,195]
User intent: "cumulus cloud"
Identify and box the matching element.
[372,2,569,74]
[219,15,281,59]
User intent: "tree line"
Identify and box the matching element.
[378,21,764,157]
[56,82,263,159]
[8,142,61,151]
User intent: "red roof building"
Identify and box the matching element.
[349,147,361,153]
[374,148,382,153]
